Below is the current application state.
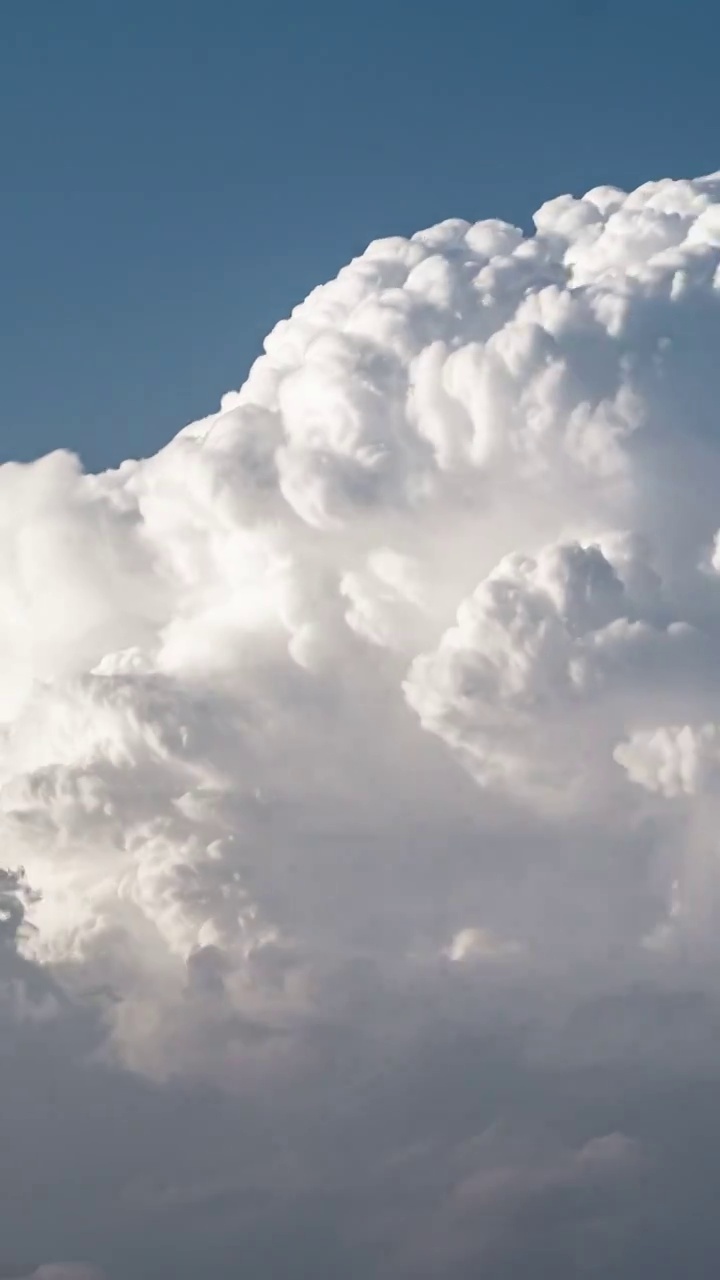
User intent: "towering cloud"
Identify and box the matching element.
[4,174,720,1276]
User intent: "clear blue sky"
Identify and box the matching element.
[2,0,717,471]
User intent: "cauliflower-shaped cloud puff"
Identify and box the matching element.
[4,173,720,1074]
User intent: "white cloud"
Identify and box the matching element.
[7,172,720,1274]
[3,173,720,1076]
[443,927,523,964]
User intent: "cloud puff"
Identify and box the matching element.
[5,172,720,1274]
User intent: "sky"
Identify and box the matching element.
[5,5,720,1280]
[2,0,719,469]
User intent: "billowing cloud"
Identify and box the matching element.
[4,173,720,1275]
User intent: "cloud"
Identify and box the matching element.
[9,1269,107,1280]
[388,1126,645,1277]
[4,172,720,1274]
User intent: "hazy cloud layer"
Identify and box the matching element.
[4,173,720,1275]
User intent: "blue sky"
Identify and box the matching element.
[2,0,718,470]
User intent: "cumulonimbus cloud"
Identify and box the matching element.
[4,173,720,1090]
